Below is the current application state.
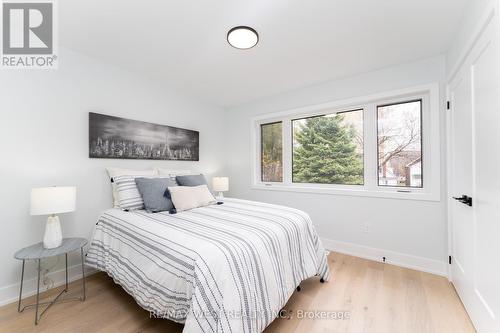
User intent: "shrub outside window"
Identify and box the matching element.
[292,109,364,185]
[261,122,283,182]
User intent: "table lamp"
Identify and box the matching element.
[212,177,229,199]
[30,186,76,249]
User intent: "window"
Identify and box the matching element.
[261,122,283,182]
[292,109,364,185]
[252,84,440,201]
[377,100,422,188]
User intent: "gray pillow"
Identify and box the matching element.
[135,178,177,213]
[175,174,207,187]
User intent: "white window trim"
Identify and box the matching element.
[250,83,441,202]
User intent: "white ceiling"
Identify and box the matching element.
[60,0,468,108]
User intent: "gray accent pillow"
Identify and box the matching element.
[175,174,207,187]
[135,178,177,213]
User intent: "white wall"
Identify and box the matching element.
[225,56,448,274]
[0,47,226,303]
[447,0,494,76]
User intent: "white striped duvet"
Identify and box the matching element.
[86,198,330,333]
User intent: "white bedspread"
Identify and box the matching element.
[86,198,330,333]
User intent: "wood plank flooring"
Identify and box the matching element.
[0,252,475,333]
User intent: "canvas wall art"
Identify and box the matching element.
[89,112,199,161]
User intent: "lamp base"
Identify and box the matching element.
[43,215,62,249]
[216,192,224,201]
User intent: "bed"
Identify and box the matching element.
[86,198,330,333]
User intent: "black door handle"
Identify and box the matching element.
[453,195,472,207]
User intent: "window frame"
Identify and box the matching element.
[251,83,441,201]
[291,108,365,186]
[376,99,424,189]
[260,121,283,183]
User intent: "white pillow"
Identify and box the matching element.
[168,185,216,212]
[114,175,163,211]
[156,168,191,177]
[106,168,157,207]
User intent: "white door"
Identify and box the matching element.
[448,6,500,332]
[449,65,474,314]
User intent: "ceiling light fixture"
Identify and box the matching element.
[227,26,259,49]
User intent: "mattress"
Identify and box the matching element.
[86,198,330,333]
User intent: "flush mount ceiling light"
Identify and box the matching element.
[227,26,259,49]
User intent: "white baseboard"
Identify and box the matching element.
[321,238,448,277]
[0,264,96,307]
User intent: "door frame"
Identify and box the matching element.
[445,0,497,281]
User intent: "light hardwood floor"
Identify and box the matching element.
[0,252,475,333]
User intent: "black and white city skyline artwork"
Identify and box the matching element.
[89,112,199,161]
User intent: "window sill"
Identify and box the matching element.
[251,184,440,202]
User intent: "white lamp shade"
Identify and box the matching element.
[30,186,76,216]
[212,177,229,192]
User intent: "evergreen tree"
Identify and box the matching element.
[293,115,363,185]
